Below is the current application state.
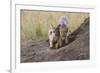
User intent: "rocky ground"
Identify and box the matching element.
[21,18,89,63]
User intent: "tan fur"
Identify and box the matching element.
[55,36,62,49]
[48,24,68,49]
[59,25,68,45]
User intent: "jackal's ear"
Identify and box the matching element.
[56,24,61,29]
[50,24,55,29]
[59,24,61,26]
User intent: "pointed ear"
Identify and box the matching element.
[56,24,60,29]
[50,24,55,29]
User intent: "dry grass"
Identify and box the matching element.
[20,10,89,42]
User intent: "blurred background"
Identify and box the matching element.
[20,10,89,42]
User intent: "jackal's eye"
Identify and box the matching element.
[53,31,55,33]
[50,31,52,34]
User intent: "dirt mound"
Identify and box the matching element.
[21,17,89,63]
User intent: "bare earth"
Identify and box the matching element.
[21,18,89,63]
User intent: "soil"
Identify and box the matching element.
[21,17,89,63]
